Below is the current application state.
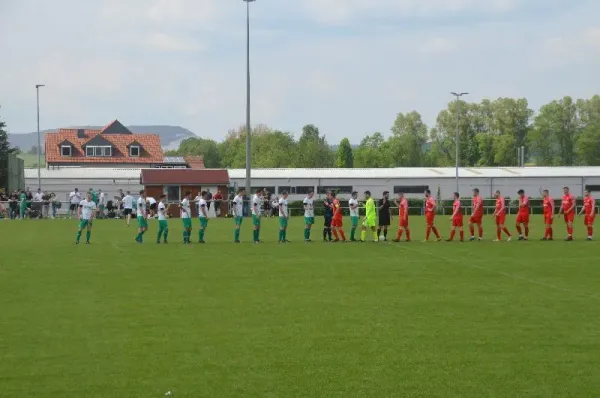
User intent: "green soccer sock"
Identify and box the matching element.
[86,231,91,242]
[234,229,240,241]
[76,231,81,243]
[360,230,366,241]
[157,229,162,242]
[183,230,188,243]
[304,228,308,240]
[351,227,356,240]
[135,233,141,242]
[257,229,260,241]
[199,229,205,242]
[163,229,168,241]
[283,230,287,241]
[372,230,378,241]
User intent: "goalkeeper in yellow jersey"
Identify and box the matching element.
[361,191,378,242]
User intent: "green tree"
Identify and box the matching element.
[431,101,480,167]
[253,129,297,168]
[388,111,428,166]
[575,95,600,165]
[335,138,354,168]
[170,137,222,168]
[295,124,334,167]
[354,132,392,167]
[0,113,18,190]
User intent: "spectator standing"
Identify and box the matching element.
[34,189,43,202]
[206,189,213,211]
[69,188,81,219]
[50,193,59,219]
[19,190,28,219]
[98,189,106,217]
[9,191,18,219]
[25,187,33,212]
[213,189,223,217]
[123,191,134,226]
[271,195,279,217]
[42,191,51,219]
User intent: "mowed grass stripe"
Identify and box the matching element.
[0,217,599,397]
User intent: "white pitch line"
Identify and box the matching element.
[392,243,600,301]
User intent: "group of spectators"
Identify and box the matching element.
[0,187,62,219]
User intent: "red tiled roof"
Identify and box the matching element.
[141,169,229,185]
[184,156,205,169]
[45,127,163,164]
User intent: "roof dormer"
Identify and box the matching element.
[127,140,143,157]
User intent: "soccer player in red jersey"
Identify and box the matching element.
[469,188,484,241]
[492,190,512,242]
[423,189,441,242]
[578,189,595,240]
[515,189,530,240]
[447,192,464,242]
[541,189,555,241]
[394,192,411,242]
[331,192,346,242]
[558,186,576,241]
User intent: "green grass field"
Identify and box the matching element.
[1,216,599,397]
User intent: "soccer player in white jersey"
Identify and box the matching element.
[156,194,168,244]
[278,191,290,243]
[197,191,209,243]
[232,188,245,243]
[123,191,134,226]
[76,192,96,244]
[135,190,148,243]
[348,191,359,241]
[252,189,263,243]
[180,191,192,244]
[303,191,315,242]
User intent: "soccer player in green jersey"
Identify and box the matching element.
[180,191,192,244]
[135,190,148,243]
[156,194,169,244]
[232,188,245,243]
[348,191,359,241]
[361,190,378,242]
[303,191,315,242]
[252,189,263,243]
[19,190,27,219]
[197,191,209,243]
[76,192,96,244]
[278,191,290,243]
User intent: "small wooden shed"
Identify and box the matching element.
[140,169,230,217]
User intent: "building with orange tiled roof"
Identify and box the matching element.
[44,120,204,169]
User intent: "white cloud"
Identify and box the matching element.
[419,37,459,54]
[540,26,600,66]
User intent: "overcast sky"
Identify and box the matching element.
[1,0,598,143]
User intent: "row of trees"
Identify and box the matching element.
[0,109,19,190]
[167,95,600,168]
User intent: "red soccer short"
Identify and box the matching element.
[584,215,595,226]
[544,215,554,225]
[426,213,435,225]
[332,218,343,227]
[564,212,575,223]
[495,214,506,226]
[452,216,463,227]
[516,213,530,224]
[399,218,409,228]
[469,215,482,224]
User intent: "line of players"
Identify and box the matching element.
[73,186,596,245]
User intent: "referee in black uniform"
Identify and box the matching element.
[377,191,391,241]
[323,191,334,242]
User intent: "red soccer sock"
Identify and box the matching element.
[478,226,483,238]
[496,227,501,240]
[332,229,339,240]
[516,225,522,235]
[432,226,440,239]
[449,230,456,241]
[469,225,475,236]
[544,227,550,238]
[549,227,553,239]
[339,230,346,241]
[588,226,593,237]
[406,230,411,241]
[459,231,464,241]
[567,226,573,236]
[502,227,511,237]
[425,226,431,240]
[397,229,403,239]
[524,225,529,238]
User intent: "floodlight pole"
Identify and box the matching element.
[451,92,468,194]
[36,84,45,190]
[243,0,255,195]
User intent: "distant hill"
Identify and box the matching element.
[8,125,196,152]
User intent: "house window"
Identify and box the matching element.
[61,145,72,156]
[86,146,112,157]
[130,145,140,157]
[277,186,291,194]
[317,186,353,194]
[166,185,180,202]
[294,186,314,195]
[393,185,429,194]
[585,185,600,192]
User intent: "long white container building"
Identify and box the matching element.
[24,167,600,203]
